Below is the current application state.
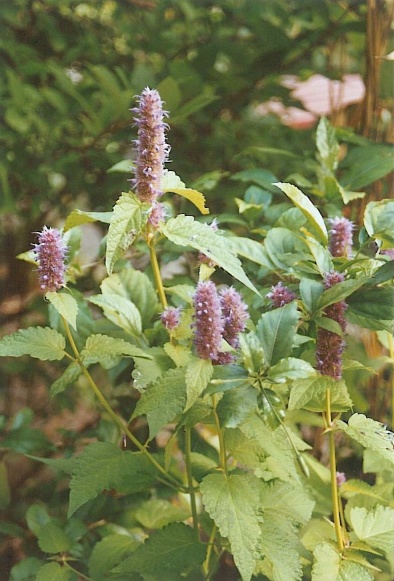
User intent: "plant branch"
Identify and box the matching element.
[184,427,199,541]
[148,234,167,308]
[211,395,227,476]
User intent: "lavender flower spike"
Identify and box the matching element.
[328,217,354,258]
[219,287,249,348]
[193,280,224,360]
[267,282,296,309]
[132,87,170,204]
[316,271,347,380]
[33,226,68,292]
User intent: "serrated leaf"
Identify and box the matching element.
[37,522,72,553]
[161,169,185,190]
[302,235,333,275]
[10,557,42,581]
[26,504,51,536]
[106,192,149,275]
[68,442,157,516]
[89,294,142,336]
[112,523,205,578]
[256,301,299,366]
[364,199,394,244]
[317,277,368,311]
[88,534,139,581]
[217,384,257,428]
[185,358,213,410]
[312,542,373,581]
[169,188,209,215]
[257,515,302,581]
[347,287,394,324]
[45,291,78,330]
[227,236,272,268]
[132,346,174,392]
[160,215,259,294]
[50,362,81,397]
[201,472,262,581]
[260,480,314,525]
[274,182,327,244]
[268,358,316,383]
[81,334,150,368]
[336,414,394,466]
[340,145,394,190]
[163,342,191,367]
[289,377,352,412]
[132,368,187,440]
[63,209,112,232]
[35,563,72,581]
[0,327,66,361]
[299,278,324,314]
[349,505,394,562]
[134,499,190,529]
[26,455,75,475]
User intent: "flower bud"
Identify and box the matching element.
[161,306,182,331]
[219,287,249,348]
[328,217,353,258]
[267,282,296,308]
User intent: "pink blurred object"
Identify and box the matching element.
[256,74,365,130]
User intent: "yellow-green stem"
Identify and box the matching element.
[62,559,91,581]
[211,395,227,476]
[203,522,217,578]
[388,333,394,429]
[62,316,185,492]
[148,236,167,308]
[326,388,344,553]
[185,427,199,541]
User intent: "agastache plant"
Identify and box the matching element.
[1,93,394,581]
[33,226,68,292]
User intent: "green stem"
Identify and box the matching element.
[211,395,227,476]
[61,560,91,581]
[203,523,217,578]
[326,388,344,553]
[184,427,199,540]
[148,235,167,308]
[388,332,394,429]
[61,316,185,492]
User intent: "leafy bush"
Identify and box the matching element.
[1,81,393,581]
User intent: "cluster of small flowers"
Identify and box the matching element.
[131,87,170,227]
[266,282,296,308]
[328,217,354,258]
[316,271,347,380]
[33,227,68,292]
[160,306,182,331]
[192,280,249,364]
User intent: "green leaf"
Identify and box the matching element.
[257,515,302,581]
[132,368,187,440]
[134,499,190,529]
[317,277,368,311]
[371,260,394,284]
[26,504,51,536]
[256,301,299,366]
[335,414,394,467]
[101,269,159,328]
[35,563,72,581]
[169,188,210,215]
[364,199,394,245]
[89,534,139,581]
[260,480,314,525]
[81,334,150,368]
[217,384,257,428]
[45,291,78,330]
[0,327,66,361]
[89,294,142,336]
[268,358,316,383]
[312,542,373,581]
[1,427,52,454]
[160,214,259,294]
[132,346,174,391]
[111,523,205,578]
[340,145,394,190]
[63,209,112,232]
[350,505,394,557]
[107,159,133,173]
[106,192,149,275]
[9,557,42,581]
[184,357,213,410]
[26,455,75,475]
[347,288,394,327]
[68,442,157,516]
[0,462,10,509]
[50,362,81,397]
[231,168,279,190]
[201,472,262,581]
[37,522,72,553]
[289,377,352,413]
[316,117,339,172]
[274,182,328,244]
[302,235,333,276]
[227,236,273,268]
[299,279,324,314]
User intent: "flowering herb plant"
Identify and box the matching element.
[1,89,394,581]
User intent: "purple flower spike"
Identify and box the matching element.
[33,226,68,292]
[132,87,170,204]
[316,271,347,380]
[219,287,249,348]
[193,280,223,360]
[149,202,166,227]
[328,217,354,258]
[161,306,182,331]
[267,282,296,309]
